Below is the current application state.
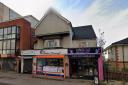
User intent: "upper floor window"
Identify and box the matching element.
[4,28,8,35]
[80,42,87,48]
[44,39,60,48]
[12,26,16,33]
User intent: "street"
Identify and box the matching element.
[0,72,94,85]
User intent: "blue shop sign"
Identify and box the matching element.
[68,47,101,57]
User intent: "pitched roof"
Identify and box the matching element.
[112,37,128,45]
[35,8,71,28]
[72,25,97,40]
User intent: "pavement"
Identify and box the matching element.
[0,71,94,85]
[100,80,128,85]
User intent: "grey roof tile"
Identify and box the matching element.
[72,25,97,40]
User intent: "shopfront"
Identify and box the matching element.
[0,54,17,72]
[21,50,38,73]
[32,49,68,79]
[68,47,103,80]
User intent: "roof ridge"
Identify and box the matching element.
[112,37,128,45]
[73,25,92,28]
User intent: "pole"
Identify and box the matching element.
[107,60,109,83]
[122,45,125,84]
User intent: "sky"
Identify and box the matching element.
[1,0,128,47]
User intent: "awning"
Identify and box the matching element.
[34,55,64,59]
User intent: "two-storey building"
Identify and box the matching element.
[28,9,103,80]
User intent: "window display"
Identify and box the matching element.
[36,58,64,76]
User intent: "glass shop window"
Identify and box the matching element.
[37,58,63,66]
[46,59,63,66]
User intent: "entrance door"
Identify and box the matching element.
[23,59,32,73]
[70,58,78,78]
[70,57,98,79]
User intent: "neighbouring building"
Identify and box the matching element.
[0,2,39,73]
[22,9,103,80]
[0,2,21,22]
[0,18,33,72]
[0,2,39,28]
[105,37,128,71]
[24,15,39,28]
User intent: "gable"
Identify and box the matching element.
[35,12,71,36]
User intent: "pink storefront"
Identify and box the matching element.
[68,47,104,80]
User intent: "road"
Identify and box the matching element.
[0,72,94,85]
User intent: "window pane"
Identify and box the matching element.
[0,29,3,35]
[6,50,11,54]
[3,50,6,54]
[3,41,7,49]
[4,28,7,35]
[17,27,20,34]
[4,35,7,39]
[12,34,16,38]
[0,36,3,40]
[12,26,16,33]
[7,34,12,39]
[0,50,2,54]
[11,50,15,54]
[7,27,11,34]
[7,40,10,49]
[0,29,3,40]
[0,41,2,49]
[11,40,15,49]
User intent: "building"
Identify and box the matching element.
[0,18,33,72]
[24,15,39,28]
[27,9,103,80]
[0,2,21,22]
[105,37,128,71]
[34,9,97,49]
[0,3,39,28]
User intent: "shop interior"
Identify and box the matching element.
[69,57,98,80]
[36,58,64,77]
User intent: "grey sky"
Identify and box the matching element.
[1,0,128,47]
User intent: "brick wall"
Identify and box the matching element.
[0,18,33,50]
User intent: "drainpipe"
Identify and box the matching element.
[122,45,125,83]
